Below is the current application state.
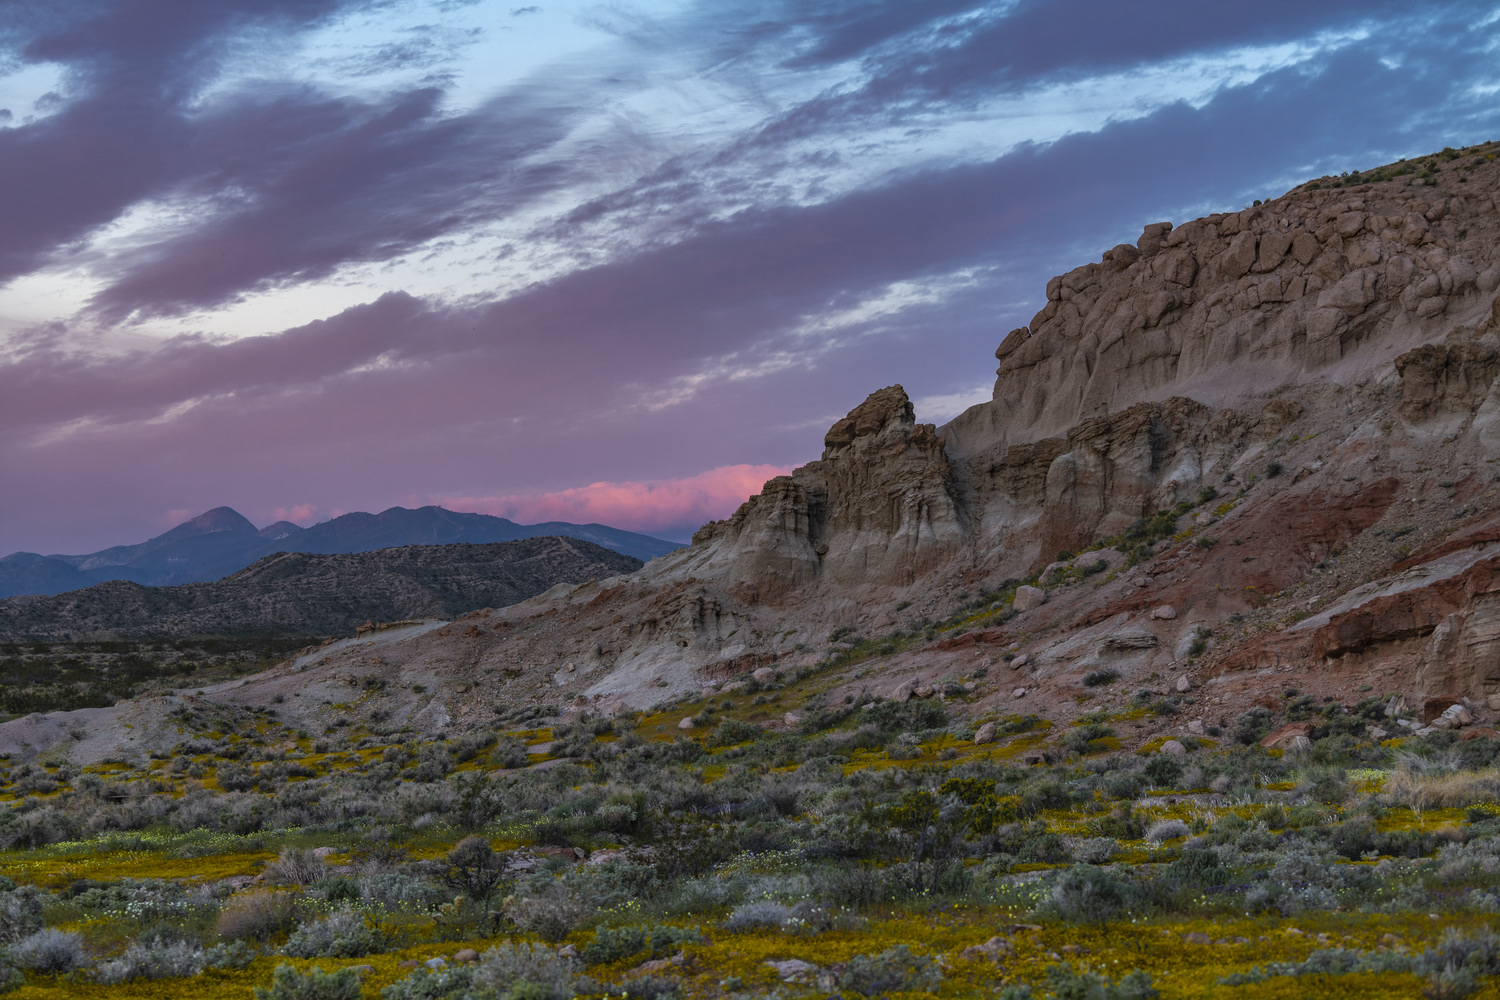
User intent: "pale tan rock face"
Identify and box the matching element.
[944,178,1500,462]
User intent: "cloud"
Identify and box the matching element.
[4,0,1500,558]
[270,504,320,525]
[435,464,793,542]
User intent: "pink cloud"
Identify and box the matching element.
[437,464,793,540]
[271,504,320,526]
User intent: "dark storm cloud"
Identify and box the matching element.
[0,0,351,282]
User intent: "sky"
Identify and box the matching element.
[4,1,1500,552]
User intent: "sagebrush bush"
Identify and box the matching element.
[93,939,206,983]
[841,944,941,996]
[469,941,586,1000]
[723,900,793,932]
[1145,819,1189,844]
[254,963,362,1000]
[503,879,597,943]
[11,927,87,973]
[281,910,384,958]
[581,924,701,966]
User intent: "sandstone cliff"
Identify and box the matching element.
[13,142,1500,761]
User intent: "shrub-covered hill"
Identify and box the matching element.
[0,537,641,641]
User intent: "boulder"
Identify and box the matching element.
[1159,740,1187,756]
[974,722,998,745]
[1286,735,1314,753]
[677,717,696,730]
[752,667,776,683]
[1014,586,1047,612]
[1150,605,1178,621]
[1422,695,1464,725]
[1011,654,1032,670]
[1260,722,1315,749]
[1431,704,1473,730]
[1175,675,1192,693]
[1013,688,1027,699]
[783,712,801,727]
[1368,726,1389,741]
[1186,720,1204,734]
[890,679,915,702]
[1462,727,1500,742]
[453,949,480,964]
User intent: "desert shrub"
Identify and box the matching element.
[1048,865,1139,924]
[254,963,362,1000]
[380,965,476,1000]
[11,928,87,973]
[580,924,701,966]
[860,699,948,736]
[469,941,585,1000]
[1001,964,1159,1000]
[448,771,506,831]
[359,873,445,910]
[282,910,384,958]
[723,900,793,932]
[1082,669,1119,688]
[1069,837,1119,864]
[216,762,256,792]
[503,880,597,943]
[1063,724,1115,754]
[841,944,941,997]
[438,836,510,902]
[1233,707,1275,745]
[216,890,301,942]
[705,719,761,749]
[1145,819,1189,844]
[1142,755,1182,787]
[0,884,42,944]
[310,877,361,905]
[93,939,208,983]
[1101,772,1146,801]
[265,847,325,886]
[1019,832,1068,863]
[1163,849,1230,888]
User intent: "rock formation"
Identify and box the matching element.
[13,141,1500,760]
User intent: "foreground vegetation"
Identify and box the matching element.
[0,673,1495,999]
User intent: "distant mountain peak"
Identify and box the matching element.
[169,507,257,538]
[257,521,304,541]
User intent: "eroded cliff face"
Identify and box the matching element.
[948,176,1500,458]
[15,144,1500,762]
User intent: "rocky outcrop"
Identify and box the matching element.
[946,176,1500,460]
[687,385,965,594]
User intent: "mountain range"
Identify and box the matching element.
[0,506,679,598]
[0,536,642,640]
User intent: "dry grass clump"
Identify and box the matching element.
[1384,767,1500,810]
[264,847,326,885]
[215,889,301,942]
